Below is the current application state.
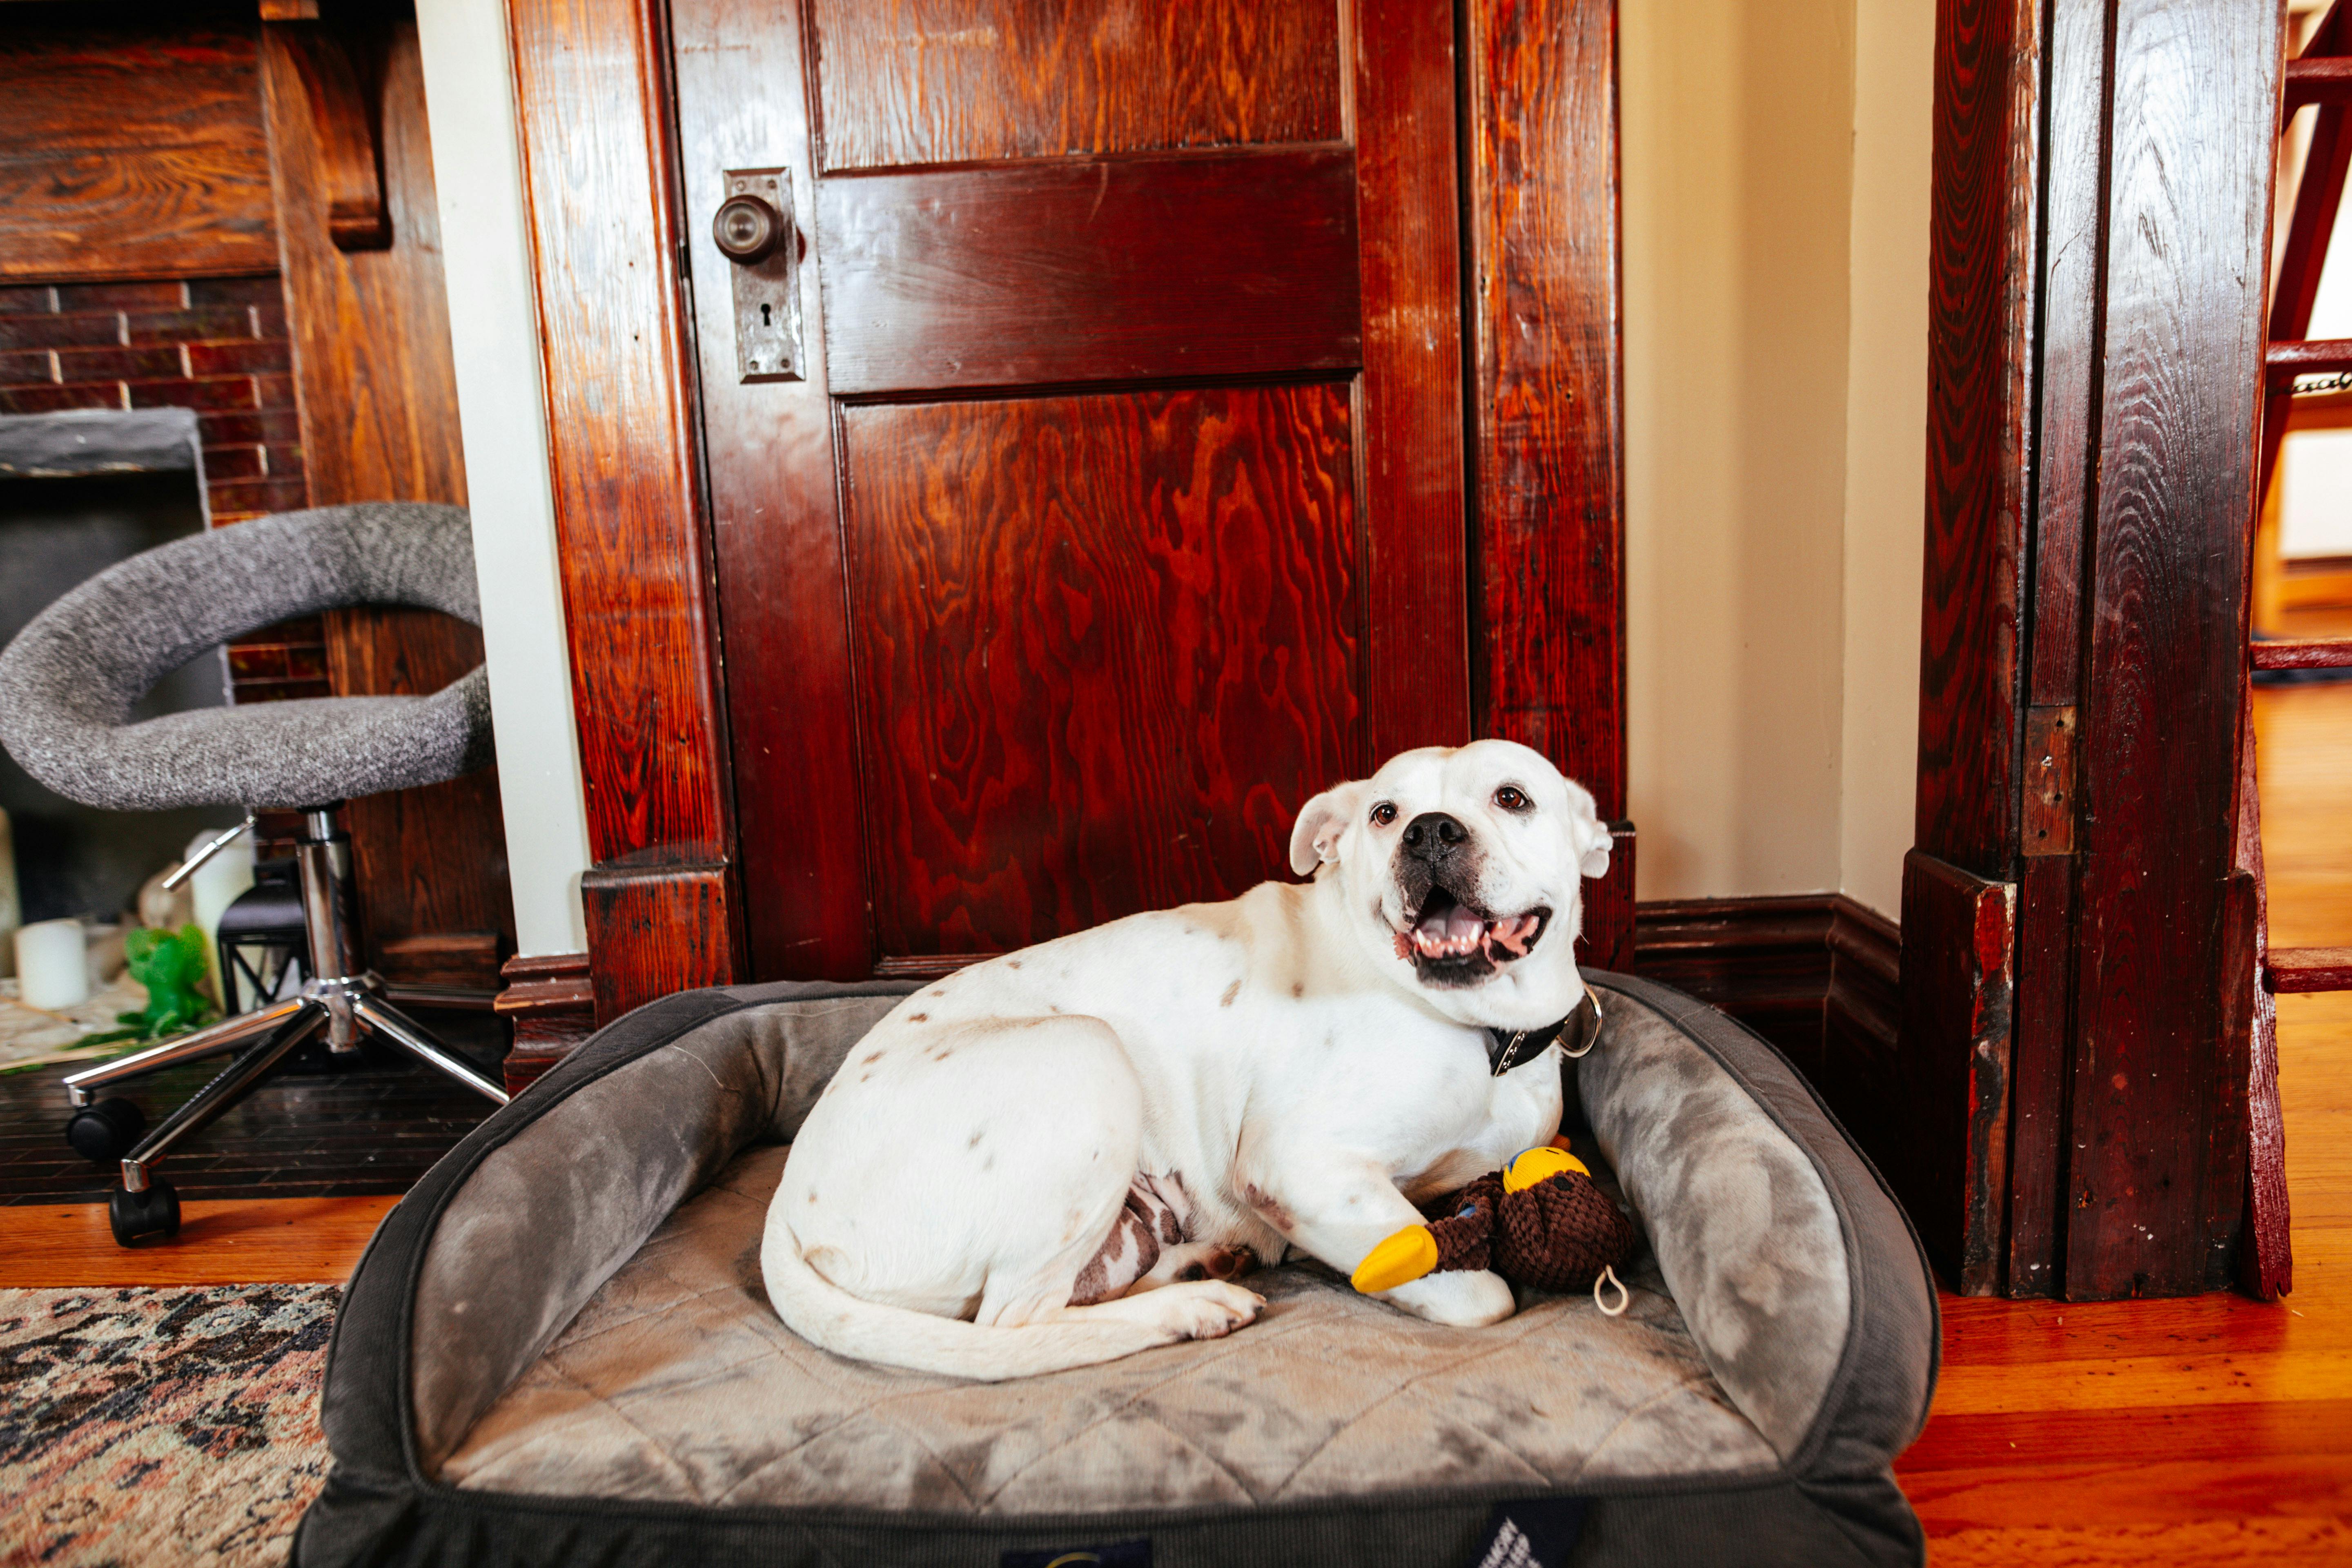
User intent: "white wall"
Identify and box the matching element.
[412,0,592,956]
[1624,0,1931,920]
[1839,0,1935,918]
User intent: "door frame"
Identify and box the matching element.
[504,0,1628,1022]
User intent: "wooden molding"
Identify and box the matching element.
[507,0,739,1002]
[1633,894,1900,1093]
[1463,0,1628,969]
[1893,852,2017,1297]
[1575,823,1636,974]
[267,20,388,251]
[261,11,519,980]
[581,846,735,1028]
[495,951,595,1095]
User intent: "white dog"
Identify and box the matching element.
[762,739,1614,1380]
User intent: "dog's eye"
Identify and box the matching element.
[1369,802,1398,827]
[1493,785,1531,813]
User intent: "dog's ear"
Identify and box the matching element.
[1566,782,1613,880]
[1288,782,1365,876]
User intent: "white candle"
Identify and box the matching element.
[185,826,255,1007]
[16,917,89,1010]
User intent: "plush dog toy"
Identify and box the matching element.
[1353,1145,1635,1315]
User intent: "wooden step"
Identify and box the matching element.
[2267,338,2352,382]
[2252,637,2352,670]
[2286,56,2352,111]
[2266,947,2352,993]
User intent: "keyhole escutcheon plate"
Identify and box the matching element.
[717,168,802,383]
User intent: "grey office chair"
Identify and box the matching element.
[0,502,508,1245]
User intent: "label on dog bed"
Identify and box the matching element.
[1471,1497,1587,1568]
[1000,1538,1149,1568]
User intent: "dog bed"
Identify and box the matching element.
[295,973,1937,1568]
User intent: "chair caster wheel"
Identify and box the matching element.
[66,1098,147,1164]
[109,1179,180,1247]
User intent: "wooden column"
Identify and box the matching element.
[262,7,516,992]
[1463,0,1631,972]
[1911,0,2282,1298]
[505,0,739,1022]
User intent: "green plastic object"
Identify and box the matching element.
[111,923,220,1041]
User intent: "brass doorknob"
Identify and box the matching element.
[714,193,785,263]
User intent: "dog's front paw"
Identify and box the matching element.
[1383,1268,1515,1327]
[1156,1280,1267,1341]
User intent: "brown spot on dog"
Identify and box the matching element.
[967,1130,984,1149]
[909,1013,928,1023]
[1243,1183,1294,1231]
[806,1192,817,1205]
[1291,981,1304,999]
[1219,980,1241,1008]
[932,988,948,997]
[862,1050,883,1065]
[1008,960,1022,969]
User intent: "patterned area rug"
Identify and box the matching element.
[0,1285,336,1567]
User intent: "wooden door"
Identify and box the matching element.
[673,0,1472,979]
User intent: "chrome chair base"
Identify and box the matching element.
[60,803,507,1219]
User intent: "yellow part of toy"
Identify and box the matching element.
[1504,1145,1590,1193]
[1352,1223,1440,1293]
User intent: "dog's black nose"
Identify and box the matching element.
[1400,812,1468,856]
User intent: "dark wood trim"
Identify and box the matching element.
[580,847,733,1027]
[263,7,518,976]
[494,951,595,1095]
[1357,0,1474,763]
[1632,893,1899,1080]
[1896,851,2017,1296]
[1917,0,2284,1299]
[1463,0,1628,971]
[506,0,741,1005]
[2062,1,2277,1301]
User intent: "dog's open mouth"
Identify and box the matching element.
[1391,887,1550,980]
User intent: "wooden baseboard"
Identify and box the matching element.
[506,895,1903,1106]
[494,951,594,1095]
[1633,893,1901,1082]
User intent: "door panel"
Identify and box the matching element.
[675,0,1469,979]
[818,150,1360,394]
[811,0,1344,170]
[844,385,1363,959]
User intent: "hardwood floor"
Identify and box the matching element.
[0,1193,399,1286]
[2,666,2347,1559]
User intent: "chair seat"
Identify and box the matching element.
[0,502,491,812]
[26,677,491,813]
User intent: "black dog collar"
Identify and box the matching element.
[1486,988,1603,1076]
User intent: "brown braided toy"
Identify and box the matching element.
[1352,1145,1635,1309]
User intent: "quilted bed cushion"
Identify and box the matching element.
[437,1140,1773,1510]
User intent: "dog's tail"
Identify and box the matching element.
[760,1221,1188,1382]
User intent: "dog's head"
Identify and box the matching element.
[1287,741,1613,1030]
